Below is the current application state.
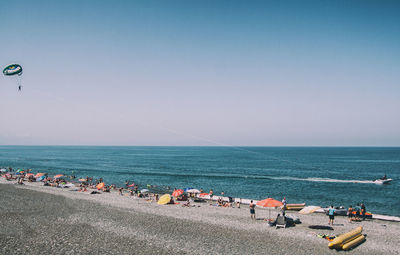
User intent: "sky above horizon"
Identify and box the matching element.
[1,0,400,146]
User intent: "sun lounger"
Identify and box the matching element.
[276,215,287,228]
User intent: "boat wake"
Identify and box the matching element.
[269,176,376,184]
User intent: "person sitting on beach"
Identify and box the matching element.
[17,177,24,185]
[79,184,87,192]
[348,205,353,222]
[217,197,223,206]
[118,187,123,196]
[236,201,241,208]
[223,202,231,207]
[182,199,191,207]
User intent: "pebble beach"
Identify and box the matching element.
[1,179,399,255]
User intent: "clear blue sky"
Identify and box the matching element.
[1,0,399,146]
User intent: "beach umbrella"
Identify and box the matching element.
[35,173,45,178]
[0,168,7,173]
[128,183,135,187]
[17,169,24,173]
[79,178,86,182]
[184,187,193,192]
[26,173,34,177]
[96,182,105,190]
[299,206,321,215]
[54,174,64,179]
[172,189,184,197]
[140,189,149,193]
[199,193,209,197]
[186,188,201,193]
[157,194,171,205]
[256,198,283,220]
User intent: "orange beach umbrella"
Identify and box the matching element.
[35,173,45,178]
[172,189,184,197]
[96,182,105,190]
[256,198,283,220]
[256,198,283,208]
[54,174,64,179]
[199,193,209,197]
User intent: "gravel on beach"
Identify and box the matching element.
[0,181,399,255]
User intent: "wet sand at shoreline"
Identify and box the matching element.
[1,180,399,254]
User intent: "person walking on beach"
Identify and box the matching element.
[250,200,256,220]
[328,205,335,225]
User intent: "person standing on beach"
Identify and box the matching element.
[250,200,256,220]
[355,203,361,220]
[328,205,335,225]
[209,189,214,204]
[282,197,287,209]
[348,205,353,222]
[361,203,366,221]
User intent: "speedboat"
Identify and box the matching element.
[373,178,392,185]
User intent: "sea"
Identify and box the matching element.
[0,146,399,216]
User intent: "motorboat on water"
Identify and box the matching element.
[373,178,392,185]
[373,175,392,184]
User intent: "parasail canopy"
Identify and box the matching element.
[3,64,23,76]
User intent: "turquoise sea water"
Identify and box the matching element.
[0,146,399,216]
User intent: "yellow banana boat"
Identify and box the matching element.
[342,235,365,251]
[328,226,363,249]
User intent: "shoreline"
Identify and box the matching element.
[1,178,399,254]
[2,173,400,221]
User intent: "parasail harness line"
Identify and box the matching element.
[134,120,326,172]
